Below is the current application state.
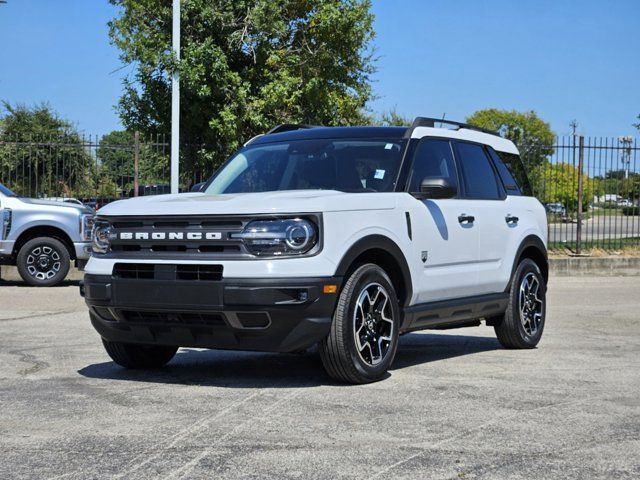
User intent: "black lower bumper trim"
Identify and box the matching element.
[83,273,341,353]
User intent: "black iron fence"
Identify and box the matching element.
[520,136,639,252]
[1,133,638,251]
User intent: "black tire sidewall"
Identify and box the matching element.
[340,265,400,381]
[17,237,70,287]
[509,259,546,347]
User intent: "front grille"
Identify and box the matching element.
[113,263,223,281]
[104,216,250,259]
[120,310,226,326]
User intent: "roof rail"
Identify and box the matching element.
[266,124,317,135]
[403,117,500,138]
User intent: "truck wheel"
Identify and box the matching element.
[16,237,70,287]
[319,264,400,384]
[494,258,546,349]
[102,339,178,369]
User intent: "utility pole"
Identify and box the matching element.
[570,120,578,137]
[171,0,180,194]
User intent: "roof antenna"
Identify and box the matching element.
[440,112,446,128]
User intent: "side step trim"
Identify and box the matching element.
[401,293,509,332]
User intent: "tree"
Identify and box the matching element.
[466,109,555,169]
[0,103,94,197]
[108,0,376,175]
[97,130,171,195]
[530,162,593,215]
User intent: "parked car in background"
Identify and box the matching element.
[545,202,567,216]
[0,183,94,286]
[42,197,92,209]
[617,199,633,208]
[128,184,172,197]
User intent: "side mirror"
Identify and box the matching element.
[419,177,457,199]
[190,182,205,193]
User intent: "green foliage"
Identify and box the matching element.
[374,108,411,126]
[530,161,593,215]
[97,130,170,194]
[0,103,94,198]
[622,206,639,216]
[466,109,555,169]
[108,0,376,173]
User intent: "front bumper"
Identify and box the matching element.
[82,273,341,353]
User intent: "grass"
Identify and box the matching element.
[548,237,640,254]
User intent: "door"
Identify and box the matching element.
[407,138,481,303]
[453,141,511,294]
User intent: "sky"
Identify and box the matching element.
[0,0,638,138]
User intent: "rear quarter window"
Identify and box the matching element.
[489,148,533,197]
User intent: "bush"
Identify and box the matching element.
[622,206,639,216]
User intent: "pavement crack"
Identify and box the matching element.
[0,309,82,323]
[10,349,50,376]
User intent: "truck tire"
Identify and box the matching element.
[16,237,70,287]
[102,339,178,369]
[319,263,400,384]
[494,258,546,349]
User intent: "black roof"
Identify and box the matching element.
[249,126,408,145]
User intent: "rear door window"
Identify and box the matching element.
[454,142,503,200]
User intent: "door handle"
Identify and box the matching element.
[505,214,519,225]
[458,214,475,225]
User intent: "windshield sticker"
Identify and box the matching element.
[374,169,385,180]
[385,143,393,150]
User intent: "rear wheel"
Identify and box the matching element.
[102,339,178,369]
[319,264,400,384]
[16,237,70,287]
[494,258,546,349]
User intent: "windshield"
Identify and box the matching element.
[0,184,17,197]
[204,138,404,194]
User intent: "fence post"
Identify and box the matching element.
[134,131,140,197]
[576,136,585,255]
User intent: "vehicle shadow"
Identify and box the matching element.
[0,279,81,287]
[77,332,501,388]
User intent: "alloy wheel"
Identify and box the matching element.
[519,272,543,336]
[353,282,394,366]
[25,245,62,281]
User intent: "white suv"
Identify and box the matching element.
[81,118,548,384]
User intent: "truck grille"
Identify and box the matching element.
[103,215,251,259]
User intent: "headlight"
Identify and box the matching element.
[80,214,95,241]
[232,218,318,256]
[1,209,11,240]
[92,220,113,254]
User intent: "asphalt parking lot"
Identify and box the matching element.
[0,276,638,479]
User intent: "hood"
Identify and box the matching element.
[19,198,93,214]
[98,190,398,217]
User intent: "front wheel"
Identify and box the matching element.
[494,258,546,349]
[16,237,70,287]
[102,340,178,369]
[319,264,400,384]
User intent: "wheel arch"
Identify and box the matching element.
[335,235,413,307]
[509,235,548,287]
[13,225,76,260]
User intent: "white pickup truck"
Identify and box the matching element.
[82,118,548,383]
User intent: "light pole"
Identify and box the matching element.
[619,136,633,180]
[171,0,180,194]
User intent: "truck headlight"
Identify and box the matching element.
[92,220,113,254]
[81,214,95,241]
[232,218,318,256]
[1,209,11,240]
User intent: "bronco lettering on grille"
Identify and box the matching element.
[118,231,222,241]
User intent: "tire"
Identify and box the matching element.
[494,258,546,349]
[319,263,400,384]
[16,237,70,287]
[102,339,178,369]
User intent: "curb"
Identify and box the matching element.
[549,257,640,276]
